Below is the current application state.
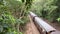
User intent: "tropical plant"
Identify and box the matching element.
[0,0,33,34]
[31,0,60,22]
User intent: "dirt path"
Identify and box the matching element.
[24,16,40,34]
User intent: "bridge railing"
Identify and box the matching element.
[29,12,60,34]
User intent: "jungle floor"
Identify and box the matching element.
[24,15,40,34]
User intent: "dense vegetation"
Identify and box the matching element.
[0,0,60,34]
[31,0,60,23]
[0,0,33,34]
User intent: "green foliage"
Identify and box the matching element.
[31,0,60,22]
[0,13,16,34]
[0,0,33,34]
[0,0,3,5]
[57,18,60,22]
